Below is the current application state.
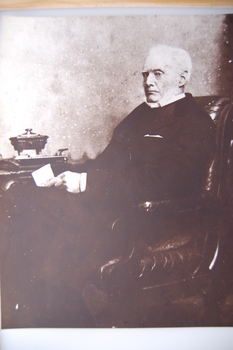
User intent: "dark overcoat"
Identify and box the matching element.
[80,93,216,211]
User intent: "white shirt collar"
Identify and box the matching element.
[145,93,186,109]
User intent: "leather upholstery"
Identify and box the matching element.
[195,96,233,197]
[99,98,233,277]
[84,96,233,326]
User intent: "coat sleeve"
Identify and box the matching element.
[75,125,132,205]
[72,100,216,205]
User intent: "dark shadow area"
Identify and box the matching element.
[1,95,233,328]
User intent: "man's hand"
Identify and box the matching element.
[54,171,87,194]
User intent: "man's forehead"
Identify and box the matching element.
[143,51,174,72]
[143,49,175,72]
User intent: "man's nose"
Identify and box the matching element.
[146,72,156,85]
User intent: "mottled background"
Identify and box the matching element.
[0,15,232,160]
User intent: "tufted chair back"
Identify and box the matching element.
[195,96,233,198]
[83,96,233,327]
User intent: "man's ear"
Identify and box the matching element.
[179,71,188,88]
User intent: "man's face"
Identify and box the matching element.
[142,55,182,104]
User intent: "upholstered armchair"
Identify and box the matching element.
[82,96,233,327]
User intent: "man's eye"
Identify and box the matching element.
[153,70,163,77]
[142,70,164,79]
[142,72,149,78]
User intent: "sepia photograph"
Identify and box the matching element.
[1,12,233,330]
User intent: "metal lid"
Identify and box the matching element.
[11,128,48,139]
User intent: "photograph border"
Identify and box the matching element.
[0,5,233,350]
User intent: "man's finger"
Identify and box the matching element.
[54,177,65,187]
[56,172,67,180]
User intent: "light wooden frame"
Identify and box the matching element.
[0,0,232,9]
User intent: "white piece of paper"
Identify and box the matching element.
[31,163,56,187]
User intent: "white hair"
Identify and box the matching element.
[143,45,192,81]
